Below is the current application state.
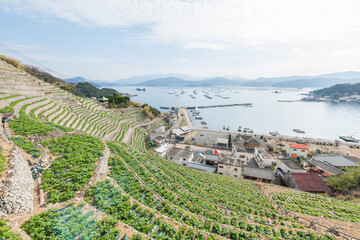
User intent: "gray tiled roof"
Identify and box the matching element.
[314,155,359,167]
[188,162,216,173]
[243,165,274,180]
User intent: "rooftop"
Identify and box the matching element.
[188,162,216,173]
[289,143,309,150]
[218,155,240,166]
[308,160,342,175]
[167,148,182,158]
[314,155,359,167]
[154,126,165,133]
[180,126,191,132]
[290,172,330,193]
[243,165,275,180]
[344,156,360,164]
[99,96,109,101]
[279,159,304,170]
[178,150,194,159]
[155,144,173,154]
[216,138,228,145]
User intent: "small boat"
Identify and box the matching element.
[160,106,170,109]
[269,131,280,136]
[273,90,281,94]
[226,126,230,131]
[223,125,226,130]
[203,126,208,129]
[195,117,202,120]
[339,135,359,143]
[238,126,242,132]
[243,128,254,133]
[136,88,146,91]
[201,121,207,125]
[293,129,305,134]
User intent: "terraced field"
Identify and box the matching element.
[1,58,359,239]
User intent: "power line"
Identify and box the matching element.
[0,43,67,79]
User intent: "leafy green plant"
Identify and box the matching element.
[11,137,41,158]
[41,134,103,203]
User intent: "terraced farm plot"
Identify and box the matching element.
[41,134,104,203]
[0,219,21,240]
[106,142,336,240]
[272,192,360,223]
[21,204,121,240]
[11,136,41,158]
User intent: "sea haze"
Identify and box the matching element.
[111,86,360,140]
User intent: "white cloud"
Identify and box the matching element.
[2,0,360,49]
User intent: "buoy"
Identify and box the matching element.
[257,182,262,188]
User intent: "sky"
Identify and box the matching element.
[1,0,360,81]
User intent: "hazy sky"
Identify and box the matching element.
[1,0,360,80]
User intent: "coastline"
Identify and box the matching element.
[181,107,195,129]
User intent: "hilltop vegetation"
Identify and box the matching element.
[312,82,360,99]
[0,55,117,98]
[325,167,360,194]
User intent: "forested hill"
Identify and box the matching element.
[312,82,360,99]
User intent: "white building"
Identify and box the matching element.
[155,144,174,158]
[286,143,309,159]
[166,148,194,166]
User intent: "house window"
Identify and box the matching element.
[301,150,305,152]
[219,166,224,168]
[219,173,223,175]
[234,168,238,172]
[234,175,238,177]
[183,164,186,166]
[183,158,186,161]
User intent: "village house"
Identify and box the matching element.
[215,138,229,148]
[204,149,221,165]
[98,96,109,106]
[286,143,310,159]
[241,135,261,148]
[150,132,165,142]
[277,158,306,179]
[284,172,331,194]
[242,148,275,183]
[154,126,166,133]
[307,159,342,177]
[231,142,249,165]
[169,110,178,124]
[154,144,173,158]
[154,136,166,144]
[217,155,241,178]
[166,148,194,166]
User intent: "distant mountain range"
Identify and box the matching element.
[64,71,360,88]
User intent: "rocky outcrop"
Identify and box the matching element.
[0,147,34,214]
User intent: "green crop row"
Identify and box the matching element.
[11,137,41,158]
[41,134,104,203]
[22,204,120,240]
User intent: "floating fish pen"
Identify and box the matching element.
[293,129,305,134]
[198,105,217,109]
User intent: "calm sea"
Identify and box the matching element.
[112,86,360,140]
